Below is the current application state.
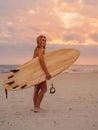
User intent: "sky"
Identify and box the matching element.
[0,0,98,65]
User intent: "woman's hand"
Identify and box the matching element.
[46,72,51,80]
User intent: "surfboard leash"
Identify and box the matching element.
[5,89,8,99]
[50,82,56,94]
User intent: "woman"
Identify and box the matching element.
[33,35,51,112]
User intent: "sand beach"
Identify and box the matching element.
[0,72,98,130]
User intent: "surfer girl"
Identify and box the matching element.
[33,35,51,112]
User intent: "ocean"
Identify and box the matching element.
[0,64,98,74]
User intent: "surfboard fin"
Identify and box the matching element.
[6,81,15,85]
[21,84,27,89]
[13,85,19,89]
[8,75,14,79]
[5,89,8,99]
[10,69,19,73]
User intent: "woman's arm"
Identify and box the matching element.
[38,49,51,80]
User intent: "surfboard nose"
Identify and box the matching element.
[74,49,80,56]
[69,48,80,61]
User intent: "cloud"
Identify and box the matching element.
[63,33,84,43]
[0,0,98,45]
[84,0,98,5]
[0,42,34,64]
[1,42,98,64]
[0,0,98,64]
[47,44,98,57]
[89,33,98,42]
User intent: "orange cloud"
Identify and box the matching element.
[0,0,98,64]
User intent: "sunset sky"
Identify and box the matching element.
[0,0,98,65]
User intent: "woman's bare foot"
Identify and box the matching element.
[33,108,39,113]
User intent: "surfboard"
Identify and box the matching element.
[3,48,80,91]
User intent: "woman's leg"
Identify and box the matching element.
[34,81,47,110]
[33,85,41,107]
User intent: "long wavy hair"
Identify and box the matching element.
[37,35,46,49]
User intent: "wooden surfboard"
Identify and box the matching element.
[3,48,80,91]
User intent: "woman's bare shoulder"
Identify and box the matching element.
[37,48,45,54]
[34,48,44,58]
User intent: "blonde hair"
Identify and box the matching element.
[37,35,46,48]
